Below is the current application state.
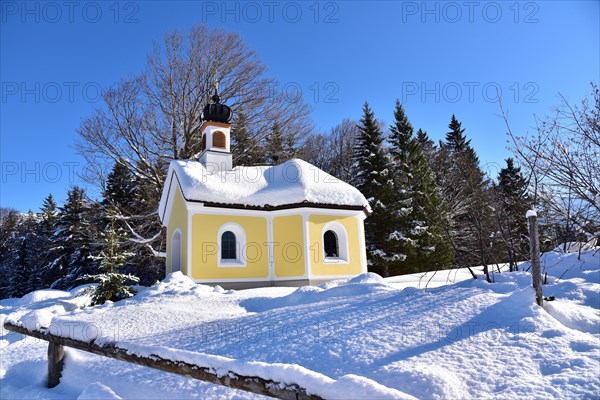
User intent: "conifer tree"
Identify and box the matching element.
[84,207,138,305]
[266,121,285,164]
[352,102,396,277]
[10,211,38,297]
[11,238,32,297]
[104,161,136,212]
[39,194,59,287]
[495,158,530,270]
[416,128,436,164]
[445,114,479,164]
[387,101,452,274]
[231,110,264,165]
[50,186,97,289]
[435,115,491,277]
[40,194,58,230]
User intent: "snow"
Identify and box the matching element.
[77,383,123,400]
[2,249,599,399]
[526,209,537,218]
[159,159,370,220]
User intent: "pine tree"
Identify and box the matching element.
[352,102,396,277]
[495,158,530,270]
[416,128,436,164]
[11,238,32,297]
[103,161,136,212]
[385,101,415,272]
[445,114,479,164]
[231,110,264,165]
[435,115,491,278]
[40,194,58,230]
[38,194,59,287]
[0,208,21,298]
[386,101,452,274]
[84,207,138,305]
[266,121,285,164]
[10,211,39,297]
[50,186,98,289]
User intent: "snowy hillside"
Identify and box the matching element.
[1,250,598,399]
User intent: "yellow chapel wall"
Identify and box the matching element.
[191,214,269,280]
[308,214,363,277]
[273,215,306,278]
[166,186,188,276]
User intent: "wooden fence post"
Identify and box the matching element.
[47,342,64,388]
[526,210,544,306]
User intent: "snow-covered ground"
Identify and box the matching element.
[1,250,598,399]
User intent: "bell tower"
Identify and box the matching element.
[199,82,233,173]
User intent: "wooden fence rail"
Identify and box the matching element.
[3,321,323,400]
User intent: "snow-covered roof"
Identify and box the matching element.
[159,159,370,222]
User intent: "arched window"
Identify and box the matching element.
[221,231,237,260]
[217,223,247,267]
[322,222,349,263]
[213,131,226,149]
[324,230,339,258]
[201,134,206,152]
[171,230,181,273]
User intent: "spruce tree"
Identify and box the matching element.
[266,121,284,164]
[435,115,491,277]
[352,102,396,277]
[38,194,59,287]
[387,101,453,274]
[416,128,436,164]
[231,110,264,165]
[84,207,138,305]
[0,208,21,298]
[495,158,530,270]
[446,114,479,164]
[50,186,98,289]
[104,161,136,212]
[11,237,32,297]
[10,211,38,297]
[40,194,58,230]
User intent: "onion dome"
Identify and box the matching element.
[202,87,232,124]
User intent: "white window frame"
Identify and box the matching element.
[217,222,247,267]
[322,222,349,264]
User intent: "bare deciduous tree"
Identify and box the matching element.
[77,24,314,259]
[299,118,358,183]
[501,83,600,251]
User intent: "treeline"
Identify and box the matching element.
[1,97,596,298]
[302,103,534,279]
[0,163,163,298]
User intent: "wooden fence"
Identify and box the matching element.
[3,321,323,400]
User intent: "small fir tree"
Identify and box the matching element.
[84,207,138,306]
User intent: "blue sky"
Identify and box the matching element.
[1,1,599,212]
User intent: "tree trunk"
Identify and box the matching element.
[527,214,544,306]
